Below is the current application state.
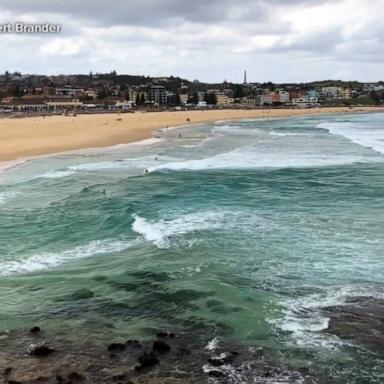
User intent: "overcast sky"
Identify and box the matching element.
[0,0,383,83]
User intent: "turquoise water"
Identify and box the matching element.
[1,113,384,382]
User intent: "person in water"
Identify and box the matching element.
[102,189,106,195]
[144,168,149,175]
[82,185,89,192]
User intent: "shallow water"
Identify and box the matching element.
[1,113,384,383]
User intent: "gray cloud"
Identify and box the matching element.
[0,0,382,82]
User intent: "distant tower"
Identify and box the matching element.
[243,70,247,84]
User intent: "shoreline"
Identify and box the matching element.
[0,107,383,169]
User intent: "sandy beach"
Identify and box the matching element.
[0,107,382,163]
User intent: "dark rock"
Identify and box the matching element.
[323,297,384,350]
[67,371,85,381]
[56,374,64,383]
[30,326,41,334]
[135,352,160,371]
[7,381,23,384]
[28,343,55,356]
[152,340,171,353]
[298,367,310,375]
[107,342,126,352]
[207,369,224,378]
[208,351,238,366]
[112,373,126,381]
[4,367,12,375]
[126,339,141,348]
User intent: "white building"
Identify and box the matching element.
[278,91,290,103]
[321,87,343,100]
[115,100,134,109]
[179,94,189,105]
[259,95,273,105]
[292,96,319,107]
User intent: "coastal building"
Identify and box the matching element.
[179,94,189,105]
[56,86,85,97]
[240,97,258,108]
[84,89,97,99]
[271,92,281,104]
[278,90,290,103]
[291,96,319,107]
[0,97,46,111]
[45,97,84,109]
[217,94,233,107]
[307,90,319,99]
[197,92,206,102]
[149,86,167,106]
[115,100,134,109]
[259,95,273,106]
[321,87,343,100]
[342,88,352,99]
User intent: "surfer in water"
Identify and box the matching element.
[144,169,149,175]
[82,185,89,192]
[102,189,106,195]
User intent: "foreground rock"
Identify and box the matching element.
[27,343,55,357]
[0,329,327,384]
[323,296,384,351]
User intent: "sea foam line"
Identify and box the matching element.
[148,145,378,173]
[271,285,384,350]
[0,238,137,276]
[317,121,384,155]
[132,210,270,249]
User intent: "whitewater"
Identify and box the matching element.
[0,112,383,383]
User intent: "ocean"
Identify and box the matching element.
[0,112,383,383]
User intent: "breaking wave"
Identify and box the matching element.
[317,122,384,155]
[132,210,267,249]
[148,145,377,173]
[0,239,137,276]
[271,285,384,349]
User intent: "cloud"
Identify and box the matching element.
[0,0,382,82]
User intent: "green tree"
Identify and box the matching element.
[12,86,23,97]
[204,93,217,105]
[136,94,141,106]
[140,93,145,105]
[97,89,108,99]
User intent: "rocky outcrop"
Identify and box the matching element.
[323,296,384,351]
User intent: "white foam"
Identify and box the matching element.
[205,336,220,351]
[37,170,75,179]
[0,191,19,205]
[270,131,314,137]
[148,145,376,173]
[317,122,384,155]
[212,125,262,136]
[272,286,384,349]
[132,210,263,249]
[34,155,179,179]
[68,156,178,172]
[0,238,137,276]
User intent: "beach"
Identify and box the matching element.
[0,107,382,163]
[1,112,384,383]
